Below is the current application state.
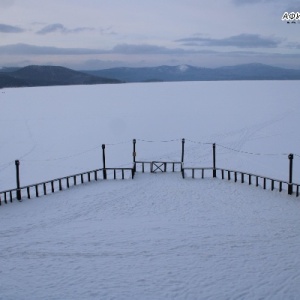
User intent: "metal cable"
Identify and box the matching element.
[22,145,103,162]
[216,144,290,156]
[185,139,213,145]
[136,138,181,143]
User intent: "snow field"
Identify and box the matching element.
[1,173,300,299]
[0,81,300,189]
[1,81,300,299]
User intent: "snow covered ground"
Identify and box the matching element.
[1,81,300,299]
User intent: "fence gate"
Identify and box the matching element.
[151,161,167,173]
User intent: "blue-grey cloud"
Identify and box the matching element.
[233,0,300,9]
[99,26,117,35]
[112,44,190,54]
[0,23,24,33]
[0,43,107,55]
[0,43,214,57]
[176,34,281,48]
[0,0,15,9]
[233,0,278,5]
[1,43,300,70]
[0,43,201,56]
[36,23,93,35]
[287,42,300,49]
[285,2,300,11]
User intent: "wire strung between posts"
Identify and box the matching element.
[9,137,300,164]
[216,144,290,157]
[185,139,300,157]
[20,140,132,163]
[0,161,14,171]
[105,140,132,146]
[185,139,213,145]
[136,138,181,143]
[22,145,104,162]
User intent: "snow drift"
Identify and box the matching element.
[1,81,300,299]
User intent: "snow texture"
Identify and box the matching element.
[1,81,300,299]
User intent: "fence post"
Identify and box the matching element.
[288,153,294,195]
[181,138,185,172]
[213,143,216,178]
[15,160,21,200]
[102,144,107,180]
[133,139,136,173]
[181,138,185,178]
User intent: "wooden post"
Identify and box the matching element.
[213,143,216,178]
[181,138,185,164]
[15,160,21,200]
[181,138,185,171]
[133,139,136,173]
[279,181,282,192]
[288,153,294,195]
[102,144,107,179]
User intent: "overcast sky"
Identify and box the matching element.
[0,0,299,69]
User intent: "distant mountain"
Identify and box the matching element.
[0,73,26,87]
[1,64,300,89]
[83,63,300,82]
[0,67,21,73]
[0,65,121,88]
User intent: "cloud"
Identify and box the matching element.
[286,42,300,49]
[0,23,24,33]
[0,43,107,55]
[99,26,117,36]
[233,0,300,9]
[70,59,128,70]
[1,43,300,70]
[0,43,198,56]
[36,23,94,35]
[232,0,278,5]
[176,34,281,48]
[112,44,189,54]
[0,0,15,9]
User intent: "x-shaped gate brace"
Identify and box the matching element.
[151,161,167,173]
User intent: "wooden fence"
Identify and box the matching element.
[0,166,134,205]
[0,139,299,206]
[182,167,300,197]
[135,161,182,173]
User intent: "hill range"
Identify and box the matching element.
[0,65,121,88]
[1,63,300,88]
[83,63,300,82]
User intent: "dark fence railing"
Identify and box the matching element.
[0,167,134,205]
[1,138,299,206]
[182,167,300,197]
[135,161,182,173]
